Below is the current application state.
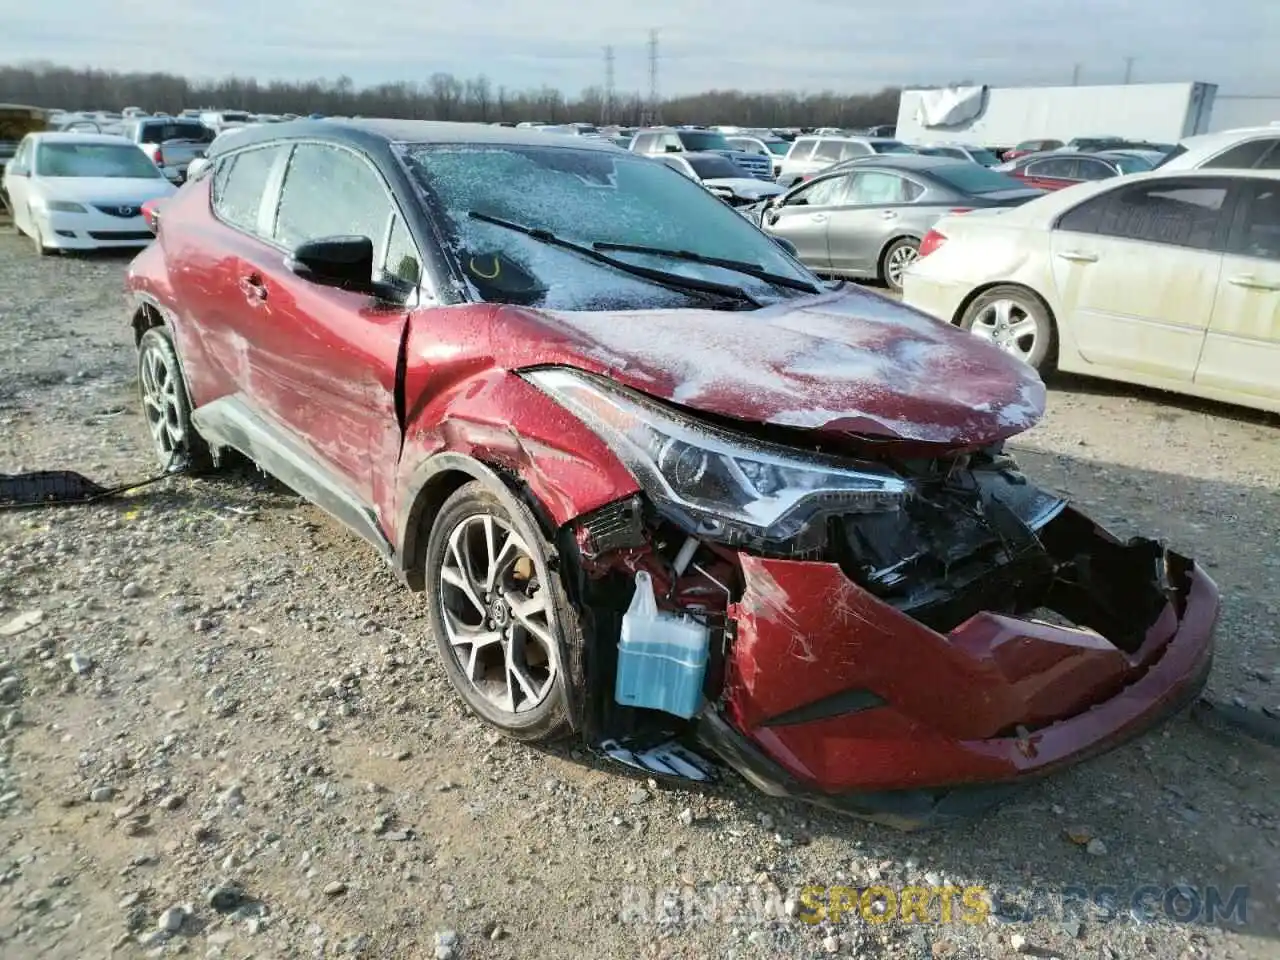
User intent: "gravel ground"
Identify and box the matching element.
[0,230,1277,960]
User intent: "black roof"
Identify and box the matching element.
[209,118,622,158]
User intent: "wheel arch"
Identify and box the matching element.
[395,452,558,593]
[398,451,589,736]
[952,281,1061,372]
[951,280,1057,329]
[130,293,171,345]
[877,233,924,277]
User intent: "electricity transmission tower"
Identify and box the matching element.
[603,46,615,125]
[641,29,661,126]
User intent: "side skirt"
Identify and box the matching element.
[193,395,393,562]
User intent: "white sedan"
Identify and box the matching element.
[2,132,176,254]
[902,168,1280,415]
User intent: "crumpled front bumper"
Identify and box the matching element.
[698,508,1219,829]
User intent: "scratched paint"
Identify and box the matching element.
[523,286,1046,446]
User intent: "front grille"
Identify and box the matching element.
[87,230,153,241]
[93,204,144,218]
[735,154,773,180]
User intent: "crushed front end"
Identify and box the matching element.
[526,368,1219,828]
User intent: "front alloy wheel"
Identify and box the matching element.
[425,482,571,742]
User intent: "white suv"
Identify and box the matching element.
[776,135,914,187]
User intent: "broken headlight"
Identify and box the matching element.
[523,367,908,547]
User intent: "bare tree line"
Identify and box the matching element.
[0,63,902,128]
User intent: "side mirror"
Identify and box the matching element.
[287,236,375,292]
[664,144,681,153]
[771,235,798,256]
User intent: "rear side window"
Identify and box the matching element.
[1025,158,1077,179]
[787,139,816,161]
[1229,180,1280,260]
[274,143,392,251]
[1056,194,1111,234]
[1075,158,1117,181]
[1204,138,1280,170]
[813,140,843,162]
[212,146,283,232]
[847,172,920,204]
[1086,180,1229,250]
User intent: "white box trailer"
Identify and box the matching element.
[894,82,1217,147]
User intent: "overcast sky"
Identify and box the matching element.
[5,0,1278,96]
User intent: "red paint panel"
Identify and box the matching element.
[723,555,1218,792]
[397,311,639,530]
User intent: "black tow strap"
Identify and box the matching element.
[0,457,185,510]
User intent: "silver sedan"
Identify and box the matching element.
[755,155,1044,291]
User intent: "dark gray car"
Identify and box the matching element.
[756,155,1044,291]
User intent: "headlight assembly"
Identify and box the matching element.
[522,367,908,548]
[41,200,87,213]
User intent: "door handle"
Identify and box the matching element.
[880,210,898,219]
[1227,274,1280,291]
[1056,250,1098,263]
[240,274,267,302]
[809,213,828,222]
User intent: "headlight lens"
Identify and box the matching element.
[43,200,87,213]
[523,367,908,546]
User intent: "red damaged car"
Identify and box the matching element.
[126,121,1218,828]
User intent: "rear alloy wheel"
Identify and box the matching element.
[881,237,919,292]
[137,327,212,472]
[960,285,1057,371]
[425,482,572,742]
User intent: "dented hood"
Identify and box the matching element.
[506,287,1046,446]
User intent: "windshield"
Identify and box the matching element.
[139,121,215,144]
[766,141,790,155]
[677,131,732,151]
[1109,154,1154,173]
[1151,144,1186,169]
[686,155,744,179]
[968,148,1001,165]
[35,142,163,178]
[930,163,1031,195]
[871,140,915,154]
[397,143,816,311]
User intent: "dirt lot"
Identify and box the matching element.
[0,231,1277,960]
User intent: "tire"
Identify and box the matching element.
[879,237,919,293]
[424,481,574,743]
[958,284,1058,372]
[136,327,213,472]
[29,214,51,257]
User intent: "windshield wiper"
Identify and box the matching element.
[466,211,760,307]
[592,241,820,294]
